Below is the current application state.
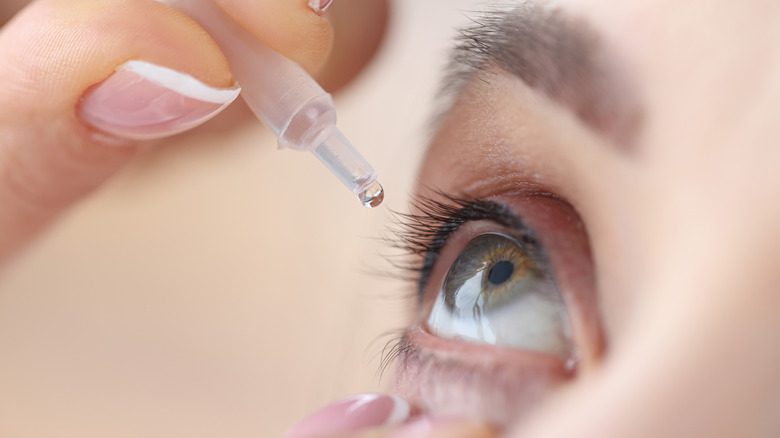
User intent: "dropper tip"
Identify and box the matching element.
[358,181,384,208]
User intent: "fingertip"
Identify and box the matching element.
[0,0,235,112]
[213,0,334,74]
[316,0,390,92]
[78,60,241,141]
[389,419,497,438]
[0,0,241,260]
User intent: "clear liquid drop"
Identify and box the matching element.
[358,181,384,208]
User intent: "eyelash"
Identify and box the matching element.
[386,192,546,300]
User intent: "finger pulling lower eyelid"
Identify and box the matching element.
[283,392,495,438]
[338,419,497,438]
[284,393,410,438]
[392,420,498,438]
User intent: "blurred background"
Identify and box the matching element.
[0,0,482,436]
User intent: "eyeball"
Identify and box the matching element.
[426,233,572,358]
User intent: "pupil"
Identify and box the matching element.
[488,260,514,285]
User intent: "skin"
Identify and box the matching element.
[0,0,387,264]
[388,0,780,437]
[2,0,779,437]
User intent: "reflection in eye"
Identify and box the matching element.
[427,233,572,358]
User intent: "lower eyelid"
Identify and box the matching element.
[393,327,572,428]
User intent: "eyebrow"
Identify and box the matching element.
[440,4,641,146]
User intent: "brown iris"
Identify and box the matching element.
[443,233,545,313]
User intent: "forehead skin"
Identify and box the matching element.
[417,0,780,436]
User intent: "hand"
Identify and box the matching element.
[282,394,497,438]
[330,423,496,438]
[294,421,496,438]
[0,0,387,264]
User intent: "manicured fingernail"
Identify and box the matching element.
[285,393,410,438]
[79,60,240,140]
[308,0,333,16]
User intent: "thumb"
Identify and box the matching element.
[0,0,329,263]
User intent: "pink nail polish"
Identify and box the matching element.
[285,393,410,438]
[308,0,333,16]
[79,61,240,140]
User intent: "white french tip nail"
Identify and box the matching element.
[118,60,241,104]
[386,394,412,426]
[80,60,241,140]
[284,393,410,438]
[308,0,334,16]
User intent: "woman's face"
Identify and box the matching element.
[392,0,780,436]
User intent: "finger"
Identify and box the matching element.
[408,421,497,438]
[0,0,238,263]
[213,0,389,90]
[0,0,351,264]
[316,0,390,93]
[0,0,29,25]
[316,420,497,438]
[213,0,334,74]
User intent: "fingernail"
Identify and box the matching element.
[285,393,410,438]
[79,60,240,140]
[308,0,333,16]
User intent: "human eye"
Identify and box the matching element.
[427,230,571,359]
[388,191,602,425]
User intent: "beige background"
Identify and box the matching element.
[0,1,481,437]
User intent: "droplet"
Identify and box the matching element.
[358,181,384,208]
